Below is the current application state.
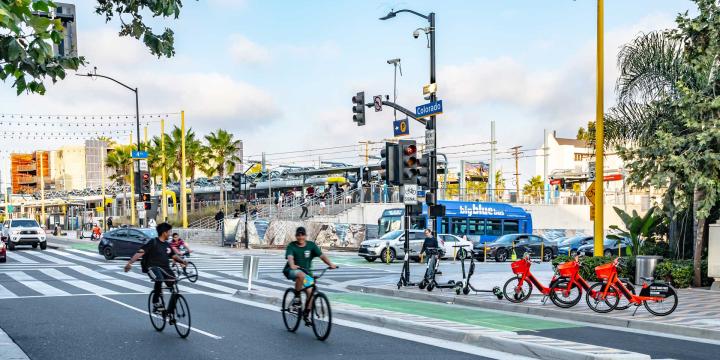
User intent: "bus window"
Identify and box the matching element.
[487,219,502,236]
[451,218,467,236]
[440,218,450,234]
[503,220,519,234]
[467,218,485,236]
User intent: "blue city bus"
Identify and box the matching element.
[430,201,532,244]
[376,201,532,244]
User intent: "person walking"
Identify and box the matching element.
[106,217,113,230]
[214,209,225,231]
[300,196,309,218]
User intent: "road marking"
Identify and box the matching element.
[66,248,106,260]
[5,271,71,296]
[47,249,103,264]
[38,269,118,295]
[69,266,152,293]
[0,283,16,299]
[6,252,39,264]
[96,295,223,340]
[23,251,71,264]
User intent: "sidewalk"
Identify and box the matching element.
[350,282,720,341]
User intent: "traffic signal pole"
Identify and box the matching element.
[427,12,438,235]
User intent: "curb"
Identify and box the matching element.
[348,285,720,342]
[0,327,29,360]
[233,290,648,360]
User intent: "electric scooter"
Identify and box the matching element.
[418,248,457,292]
[453,244,503,299]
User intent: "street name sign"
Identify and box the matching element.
[393,119,409,137]
[373,95,383,112]
[416,100,443,118]
[132,150,148,159]
[403,184,418,205]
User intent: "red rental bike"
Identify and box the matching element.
[549,256,635,310]
[503,253,567,304]
[585,258,678,316]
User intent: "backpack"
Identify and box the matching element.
[140,238,159,273]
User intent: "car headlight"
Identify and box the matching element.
[11,230,20,235]
[369,243,382,248]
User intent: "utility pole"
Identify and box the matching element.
[39,151,45,228]
[161,118,167,222]
[489,121,496,202]
[511,146,522,202]
[180,111,188,228]
[543,129,549,204]
[593,0,605,256]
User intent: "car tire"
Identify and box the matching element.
[32,243,38,249]
[604,250,613,257]
[495,249,508,262]
[380,248,396,263]
[40,242,47,250]
[8,242,15,251]
[570,250,577,257]
[364,257,376,263]
[543,250,553,262]
[102,247,115,260]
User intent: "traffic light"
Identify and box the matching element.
[380,142,399,185]
[352,91,365,126]
[417,153,431,187]
[399,139,418,185]
[141,193,151,210]
[231,172,243,195]
[141,171,151,193]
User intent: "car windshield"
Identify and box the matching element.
[138,228,158,238]
[492,234,516,244]
[379,230,403,240]
[12,220,39,228]
[560,236,585,246]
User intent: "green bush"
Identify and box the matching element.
[640,240,670,257]
[552,255,635,283]
[653,259,714,288]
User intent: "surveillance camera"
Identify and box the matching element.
[413,30,420,39]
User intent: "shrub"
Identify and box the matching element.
[640,240,670,257]
[652,259,714,288]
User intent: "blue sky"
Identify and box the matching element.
[0,0,695,181]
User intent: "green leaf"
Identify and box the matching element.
[31,1,50,13]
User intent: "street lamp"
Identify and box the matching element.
[77,67,143,225]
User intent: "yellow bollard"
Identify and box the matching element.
[541,242,545,261]
[511,241,517,261]
[484,245,488,262]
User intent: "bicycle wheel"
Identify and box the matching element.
[643,286,678,316]
[147,290,166,332]
[549,278,582,308]
[503,277,533,303]
[311,292,332,341]
[615,282,636,311]
[282,288,301,332]
[172,294,192,338]
[585,282,619,313]
[183,262,199,283]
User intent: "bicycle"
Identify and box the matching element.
[171,246,198,283]
[147,266,192,338]
[586,258,678,316]
[549,255,636,310]
[281,267,336,341]
[502,252,564,303]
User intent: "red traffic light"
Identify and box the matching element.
[142,173,150,180]
[403,144,417,156]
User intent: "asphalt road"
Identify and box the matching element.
[0,293,491,360]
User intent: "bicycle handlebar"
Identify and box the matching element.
[297,266,338,280]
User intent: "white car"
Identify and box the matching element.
[438,234,473,260]
[1,218,47,251]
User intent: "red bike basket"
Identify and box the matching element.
[594,263,616,280]
[511,259,530,274]
[557,261,580,277]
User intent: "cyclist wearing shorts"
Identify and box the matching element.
[170,233,191,256]
[283,227,336,321]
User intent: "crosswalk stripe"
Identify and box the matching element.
[38,269,118,295]
[116,270,204,294]
[69,266,152,293]
[65,248,106,260]
[47,249,104,264]
[21,251,70,265]
[5,271,71,296]
[6,252,39,264]
[0,283,16,298]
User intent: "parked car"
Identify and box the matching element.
[0,240,6,262]
[1,218,47,250]
[577,237,632,257]
[98,227,157,260]
[557,235,593,257]
[475,233,557,262]
[358,229,444,262]
[438,234,473,260]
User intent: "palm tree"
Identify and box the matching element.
[105,144,133,210]
[494,170,506,200]
[522,176,544,203]
[203,130,242,207]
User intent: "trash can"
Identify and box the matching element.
[636,255,663,284]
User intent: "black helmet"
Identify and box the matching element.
[295,226,307,236]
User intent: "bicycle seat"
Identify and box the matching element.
[641,276,654,282]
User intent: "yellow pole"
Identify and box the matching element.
[101,143,106,231]
[39,151,45,227]
[180,111,188,228]
[593,0,605,257]
[161,119,167,222]
[129,132,136,226]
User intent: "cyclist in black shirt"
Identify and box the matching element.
[420,228,439,256]
[124,223,186,319]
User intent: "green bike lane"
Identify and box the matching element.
[328,292,720,359]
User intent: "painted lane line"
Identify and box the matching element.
[96,295,222,340]
[69,266,152,293]
[22,251,71,265]
[5,271,71,296]
[65,248,106,260]
[6,252,39,264]
[38,269,118,295]
[116,270,204,294]
[47,249,104,264]
[0,283,16,299]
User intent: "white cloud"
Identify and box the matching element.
[228,34,272,65]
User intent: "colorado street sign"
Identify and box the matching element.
[415,100,443,118]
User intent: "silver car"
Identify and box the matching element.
[358,229,427,263]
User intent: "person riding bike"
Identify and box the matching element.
[170,232,191,257]
[124,223,187,323]
[283,226,336,323]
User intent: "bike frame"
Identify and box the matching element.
[598,265,665,304]
[514,258,558,296]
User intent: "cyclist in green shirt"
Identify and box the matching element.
[283,227,336,319]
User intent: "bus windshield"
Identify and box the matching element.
[379,230,403,240]
[378,216,402,237]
